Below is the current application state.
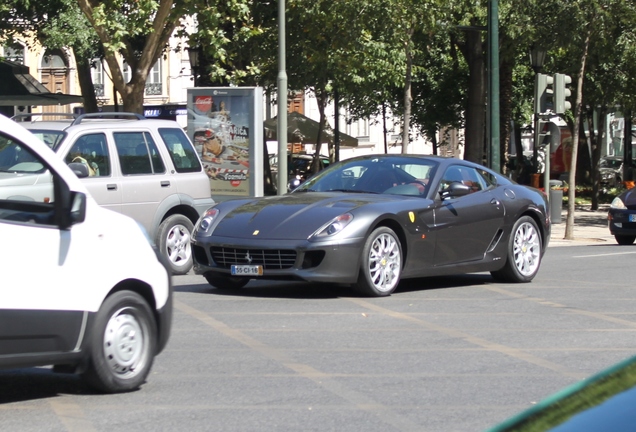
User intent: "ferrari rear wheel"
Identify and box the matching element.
[615,235,635,245]
[354,227,402,297]
[491,216,542,283]
[204,273,250,290]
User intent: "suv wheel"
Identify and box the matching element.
[157,214,194,275]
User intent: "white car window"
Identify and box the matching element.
[0,133,56,226]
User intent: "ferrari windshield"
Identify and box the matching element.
[293,156,438,196]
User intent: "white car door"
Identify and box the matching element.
[0,134,94,356]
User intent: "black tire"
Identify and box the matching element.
[83,291,156,393]
[491,216,542,283]
[204,273,250,290]
[157,214,194,275]
[353,227,402,297]
[615,235,635,245]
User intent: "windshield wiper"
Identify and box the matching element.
[328,189,380,194]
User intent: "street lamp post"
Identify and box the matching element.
[188,47,200,87]
[529,45,546,188]
[487,0,500,172]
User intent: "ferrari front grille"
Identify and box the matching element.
[210,247,297,269]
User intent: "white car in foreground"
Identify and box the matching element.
[0,114,172,393]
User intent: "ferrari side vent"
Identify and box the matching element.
[210,247,297,269]
[486,229,504,253]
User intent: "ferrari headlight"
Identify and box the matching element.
[610,197,626,210]
[194,207,220,235]
[310,213,353,239]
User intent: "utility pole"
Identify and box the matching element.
[277,0,288,195]
[487,0,500,172]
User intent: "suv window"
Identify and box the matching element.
[25,129,66,150]
[65,133,111,177]
[114,131,166,175]
[0,134,56,227]
[158,127,202,173]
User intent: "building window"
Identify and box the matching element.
[145,61,162,96]
[123,62,131,84]
[121,60,162,95]
[91,59,105,97]
[3,43,25,64]
[347,118,369,137]
[41,49,67,68]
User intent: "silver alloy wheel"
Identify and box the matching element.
[367,232,401,293]
[166,223,191,268]
[103,308,149,377]
[513,221,541,277]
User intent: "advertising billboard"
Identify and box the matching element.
[187,87,263,199]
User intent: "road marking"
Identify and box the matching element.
[345,297,586,379]
[175,299,424,432]
[573,251,636,258]
[49,398,97,432]
[484,285,636,329]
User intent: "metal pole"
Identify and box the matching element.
[488,0,500,172]
[277,0,288,195]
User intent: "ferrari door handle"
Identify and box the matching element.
[107,184,117,190]
[161,181,170,187]
[491,198,500,206]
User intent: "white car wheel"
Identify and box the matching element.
[84,291,156,393]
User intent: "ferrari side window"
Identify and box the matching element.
[476,169,496,189]
[438,165,484,198]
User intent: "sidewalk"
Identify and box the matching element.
[548,204,613,247]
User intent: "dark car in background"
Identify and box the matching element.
[608,186,636,244]
[269,153,330,187]
[598,155,623,189]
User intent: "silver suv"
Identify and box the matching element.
[14,112,214,274]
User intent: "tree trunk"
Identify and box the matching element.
[402,27,414,154]
[589,107,605,210]
[74,50,98,113]
[565,29,592,240]
[499,57,514,175]
[457,29,486,164]
[122,82,146,114]
[313,88,327,174]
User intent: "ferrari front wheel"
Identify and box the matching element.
[354,227,402,297]
[204,273,250,290]
[491,216,542,283]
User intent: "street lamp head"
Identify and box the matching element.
[188,47,199,69]
[529,45,547,74]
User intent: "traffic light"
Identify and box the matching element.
[534,73,553,114]
[554,73,572,114]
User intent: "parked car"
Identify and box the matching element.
[12,112,215,274]
[487,354,636,431]
[0,113,172,393]
[608,186,636,244]
[269,153,330,188]
[192,154,550,297]
[598,155,623,189]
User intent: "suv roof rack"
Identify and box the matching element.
[71,112,146,126]
[12,112,78,123]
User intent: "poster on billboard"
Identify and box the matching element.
[187,87,263,199]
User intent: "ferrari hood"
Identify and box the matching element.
[214,192,401,239]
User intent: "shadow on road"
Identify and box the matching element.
[0,368,97,404]
[174,273,495,299]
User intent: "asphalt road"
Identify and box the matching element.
[2,243,636,432]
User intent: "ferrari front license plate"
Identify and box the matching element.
[630,214,636,222]
[231,265,263,276]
